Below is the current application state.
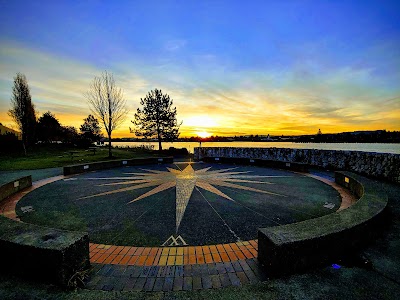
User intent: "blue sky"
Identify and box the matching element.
[0,0,399,136]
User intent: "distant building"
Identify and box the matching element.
[0,123,22,140]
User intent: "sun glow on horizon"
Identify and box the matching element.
[196,131,212,138]
[185,115,218,138]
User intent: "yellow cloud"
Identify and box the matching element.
[1,41,399,138]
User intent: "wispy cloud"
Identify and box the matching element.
[1,40,399,137]
[0,42,150,135]
[0,41,97,121]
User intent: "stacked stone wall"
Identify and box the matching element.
[194,147,400,183]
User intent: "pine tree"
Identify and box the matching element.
[80,114,103,142]
[132,89,181,151]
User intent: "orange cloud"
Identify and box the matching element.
[1,42,399,138]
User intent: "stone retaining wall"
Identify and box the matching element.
[195,147,400,182]
[258,171,388,276]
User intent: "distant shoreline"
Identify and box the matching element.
[105,141,400,154]
[109,140,400,144]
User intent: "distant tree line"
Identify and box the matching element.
[295,130,400,143]
[35,111,104,146]
[177,135,273,142]
[175,131,398,143]
[3,71,182,156]
[112,130,400,144]
[171,131,400,143]
[3,73,105,153]
[2,109,104,154]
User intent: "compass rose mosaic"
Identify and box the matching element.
[79,164,286,233]
[16,163,341,246]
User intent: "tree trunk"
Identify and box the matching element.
[108,89,113,158]
[158,139,162,152]
[157,128,162,152]
[22,141,27,156]
[22,131,27,156]
[108,132,112,158]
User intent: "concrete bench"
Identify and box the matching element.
[0,177,89,286]
[0,216,89,286]
[63,156,174,175]
[258,171,388,276]
[0,175,32,202]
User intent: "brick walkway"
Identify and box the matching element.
[85,258,267,291]
[89,240,258,266]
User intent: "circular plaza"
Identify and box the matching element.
[16,163,341,247]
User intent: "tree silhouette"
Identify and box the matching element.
[132,88,181,151]
[8,73,36,154]
[61,126,79,144]
[80,114,103,142]
[36,111,62,143]
[85,71,127,158]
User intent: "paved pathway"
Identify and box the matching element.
[86,258,267,292]
[0,167,62,185]
[89,240,258,266]
[85,240,262,291]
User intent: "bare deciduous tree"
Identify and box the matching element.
[85,71,128,158]
[8,73,36,155]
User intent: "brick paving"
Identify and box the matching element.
[85,257,265,291]
[84,240,263,291]
[89,240,258,266]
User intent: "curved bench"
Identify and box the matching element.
[64,156,173,175]
[258,171,388,276]
[0,177,89,286]
[0,175,32,202]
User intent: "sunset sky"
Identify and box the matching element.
[0,0,399,138]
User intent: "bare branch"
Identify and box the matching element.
[84,71,128,157]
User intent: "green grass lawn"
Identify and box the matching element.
[0,144,160,171]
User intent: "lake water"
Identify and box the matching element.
[108,141,400,154]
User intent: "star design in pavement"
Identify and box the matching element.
[79,164,287,232]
